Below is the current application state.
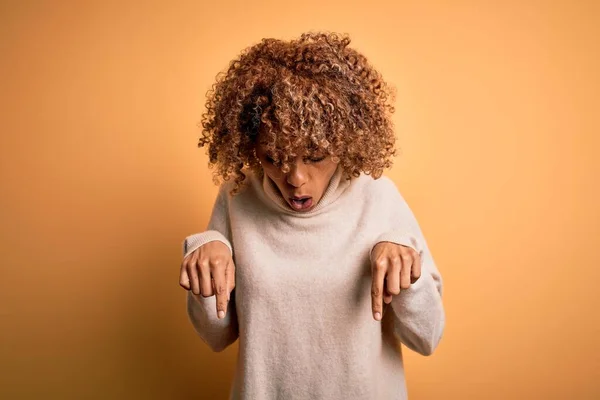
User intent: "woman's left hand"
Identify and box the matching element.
[370,241,421,321]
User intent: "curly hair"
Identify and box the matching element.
[197,31,398,195]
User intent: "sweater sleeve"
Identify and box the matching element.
[182,184,239,352]
[372,179,445,356]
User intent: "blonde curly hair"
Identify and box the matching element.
[197,31,398,195]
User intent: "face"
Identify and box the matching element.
[254,134,340,212]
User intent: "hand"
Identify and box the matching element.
[179,241,235,319]
[370,241,421,321]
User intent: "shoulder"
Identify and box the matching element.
[214,168,264,213]
[216,168,259,197]
[359,173,403,201]
[369,174,397,191]
[357,174,415,220]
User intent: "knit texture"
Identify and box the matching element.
[183,164,445,400]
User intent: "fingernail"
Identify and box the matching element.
[374,312,381,321]
[218,310,225,319]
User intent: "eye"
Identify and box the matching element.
[265,155,276,164]
[306,156,326,163]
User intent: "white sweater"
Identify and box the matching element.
[183,164,445,399]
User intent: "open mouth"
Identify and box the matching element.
[289,196,313,210]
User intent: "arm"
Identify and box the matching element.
[182,185,239,352]
[372,180,445,356]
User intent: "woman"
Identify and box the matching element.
[179,31,445,400]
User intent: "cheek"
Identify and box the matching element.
[262,164,283,181]
[313,164,338,185]
[321,162,339,177]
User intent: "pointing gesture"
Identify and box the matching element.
[180,241,235,319]
[370,241,422,321]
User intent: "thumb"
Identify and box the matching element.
[179,266,191,290]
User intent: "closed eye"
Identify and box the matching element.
[264,155,325,164]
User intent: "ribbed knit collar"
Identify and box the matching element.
[253,164,353,217]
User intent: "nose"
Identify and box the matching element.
[286,158,308,188]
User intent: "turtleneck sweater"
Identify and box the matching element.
[182,164,445,400]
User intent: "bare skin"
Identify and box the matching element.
[370,241,422,321]
[180,240,234,319]
[179,135,421,320]
[254,134,340,213]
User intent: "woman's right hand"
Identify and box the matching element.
[179,241,235,319]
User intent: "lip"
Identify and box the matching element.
[290,195,311,200]
[288,196,314,211]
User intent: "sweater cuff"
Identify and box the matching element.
[182,230,233,258]
[370,230,423,259]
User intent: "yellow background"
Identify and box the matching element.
[1,1,598,398]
